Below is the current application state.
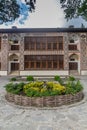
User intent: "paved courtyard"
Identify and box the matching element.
[0,76,87,130]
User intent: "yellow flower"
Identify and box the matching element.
[32,87,40,91]
[41,88,47,93]
[52,83,66,92]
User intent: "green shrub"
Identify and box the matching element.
[5,76,83,97]
[26,76,34,81]
[54,75,63,85]
[65,80,83,95]
[10,77,17,81]
[68,76,76,82]
[74,80,83,92]
[5,82,25,94]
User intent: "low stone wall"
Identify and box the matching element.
[5,91,84,107]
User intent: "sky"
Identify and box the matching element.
[0,0,87,28]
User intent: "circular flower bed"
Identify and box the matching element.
[5,76,84,107]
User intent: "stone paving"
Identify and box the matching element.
[0,76,87,130]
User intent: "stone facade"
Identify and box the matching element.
[0,28,87,76]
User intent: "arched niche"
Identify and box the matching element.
[8,34,20,44]
[69,54,79,61]
[9,54,19,62]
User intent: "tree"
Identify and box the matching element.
[60,0,87,21]
[0,0,20,24]
[25,0,36,12]
[0,0,36,24]
[78,0,87,21]
[0,0,87,24]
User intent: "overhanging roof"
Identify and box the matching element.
[0,28,87,33]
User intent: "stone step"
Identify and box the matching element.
[9,71,19,76]
[69,70,79,76]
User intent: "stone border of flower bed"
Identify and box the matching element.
[5,91,84,107]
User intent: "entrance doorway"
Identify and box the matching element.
[69,54,79,75]
[11,63,19,71]
[69,62,78,70]
[9,54,19,75]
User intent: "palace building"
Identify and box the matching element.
[0,27,87,76]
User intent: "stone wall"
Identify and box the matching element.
[1,34,8,71]
[80,33,87,70]
[5,91,84,107]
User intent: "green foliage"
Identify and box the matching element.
[5,82,25,94]
[0,0,36,24]
[24,88,40,97]
[0,0,87,24]
[10,77,17,81]
[5,76,83,97]
[54,75,64,85]
[26,75,34,81]
[25,0,36,12]
[60,0,87,21]
[68,76,76,82]
[75,80,83,92]
[78,0,87,21]
[65,80,83,95]
[0,0,20,24]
